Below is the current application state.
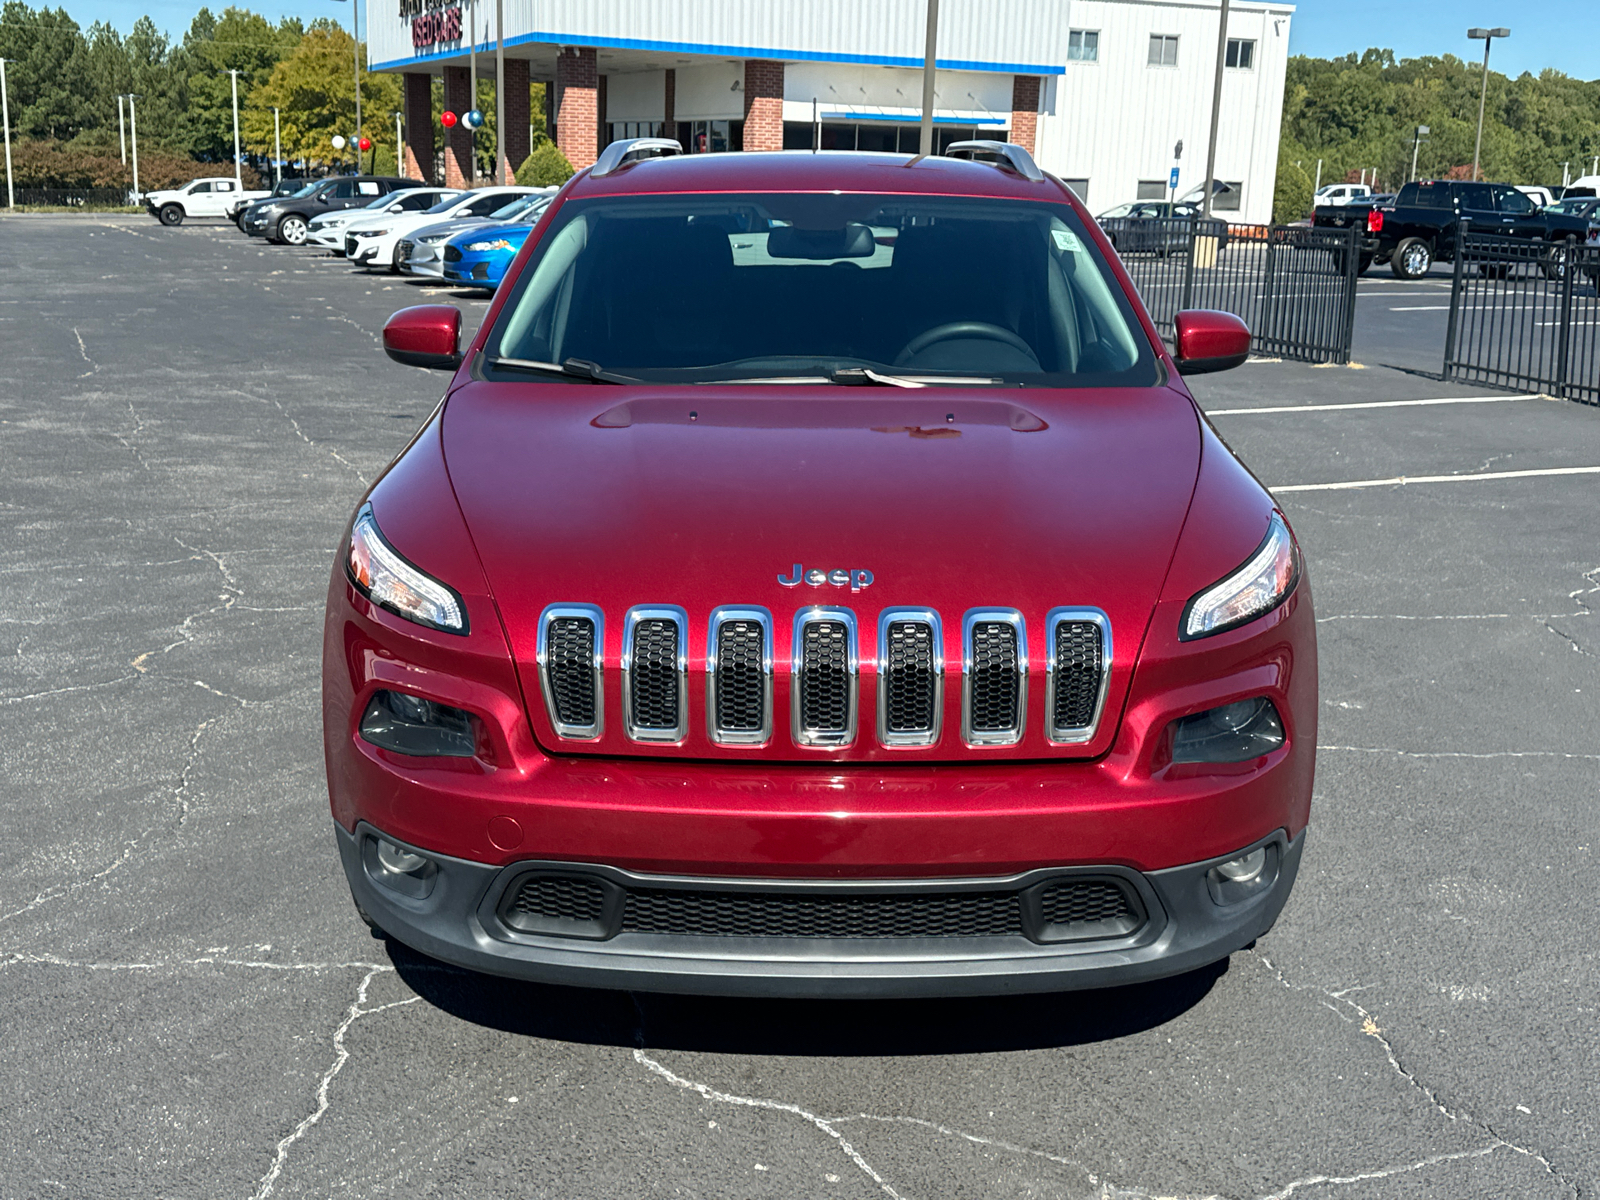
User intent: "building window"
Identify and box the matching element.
[1214,182,1244,212]
[1225,39,1255,69]
[608,121,663,144]
[1061,178,1090,203]
[1148,35,1179,67]
[1068,30,1099,62]
[1136,179,1168,200]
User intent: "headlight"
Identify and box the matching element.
[356,227,391,238]
[1169,697,1284,763]
[419,233,449,244]
[346,504,467,633]
[465,239,514,252]
[1181,513,1300,640]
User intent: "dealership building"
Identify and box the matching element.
[370,0,1293,225]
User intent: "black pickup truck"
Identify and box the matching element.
[1313,179,1594,279]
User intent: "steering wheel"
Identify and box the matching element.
[894,321,1036,367]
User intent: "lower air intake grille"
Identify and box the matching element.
[510,875,606,923]
[714,620,766,735]
[395,241,413,262]
[544,616,596,730]
[1034,878,1142,940]
[628,618,682,733]
[883,620,938,735]
[621,888,1025,939]
[1052,620,1104,733]
[443,244,463,263]
[798,620,851,740]
[968,621,1021,734]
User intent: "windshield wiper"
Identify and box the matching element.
[486,356,636,384]
[829,367,926,388]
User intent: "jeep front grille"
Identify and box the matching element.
[792,610,857,747]
[536,605,603,739]
[878,611,942,746]
[1045,609,1111,743]
[708,608,772,745]
[962,611,1026,746]
[623,607,687,741]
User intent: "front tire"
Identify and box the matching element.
[158,204,184,227]
[1541,243,1572,282]
[278,215,308,246]
[1390,237,1432,280]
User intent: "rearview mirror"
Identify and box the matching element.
[1173,310,1250,375]
[767,223,875,259]
[383,305,463,370]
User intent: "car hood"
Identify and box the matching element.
[440,383,1203,762]
[448,223,534,247]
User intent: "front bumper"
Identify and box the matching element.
[399,243,445,277]
[338,820,1305,997]
[442,254,501,288]
[308,228,348,251]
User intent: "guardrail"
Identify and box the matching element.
[1443,228,1600,405]
[1100,217,1361,365]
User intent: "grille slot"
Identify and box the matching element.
[709,609,771,744]
[621,887,1024,939]
[443,244,463,262]
[1046,610,1111,743]
[793,611,857,747]
[501,873,620,939]
[623,607,687,741]
[963,611,1026,745]
[878,611,942,746]
[537,606,602,739]
[1032,877,1143,941]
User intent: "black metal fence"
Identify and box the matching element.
[1101,217,1362,364]
[7,187,137,207]
[1443,230,1600,405]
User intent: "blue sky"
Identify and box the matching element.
[56,1,1600,83]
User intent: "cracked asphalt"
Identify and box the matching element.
[1,212,1595,1199]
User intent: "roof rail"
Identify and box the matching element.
[942,140,1045,183]
[591,138,684,178]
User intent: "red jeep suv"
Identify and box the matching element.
[324,140,1315,997]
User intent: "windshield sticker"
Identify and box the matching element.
[1052,228,1084,253]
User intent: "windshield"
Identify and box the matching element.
[286,183,318,198]
[426,194,471,215]
[493,195,545,220]
[486,193,1154,387]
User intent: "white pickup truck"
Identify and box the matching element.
[144,177,270,226]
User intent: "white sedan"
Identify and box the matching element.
[343,187,541,271]
[307,187,463,253]
[396,190,557,277]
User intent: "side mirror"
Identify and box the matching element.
[1173,310,1250,375]
[383,305,463,371]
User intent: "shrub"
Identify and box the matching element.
[515,141,574,188]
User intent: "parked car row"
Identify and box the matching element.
[141,173,558,292]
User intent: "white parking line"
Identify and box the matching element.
[1388,305,1451,311]
[1275,465,1600,493]
[1208,394,1541,415]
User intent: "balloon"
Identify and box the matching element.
[358,136,372,151]
[466,109,484,129]
[440,111,458,129]
[330,135,347,150]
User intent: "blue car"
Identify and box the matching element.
[441,221,535,290]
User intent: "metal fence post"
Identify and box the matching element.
[1553,234,1576,400]
[1180,216,1197,312]
[1259,225,1278,355]
[1442,220,1468,382]
[1339,225,1360,364]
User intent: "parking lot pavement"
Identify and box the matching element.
[2,212,1594,1199]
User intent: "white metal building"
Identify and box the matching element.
[368,0,1292,225]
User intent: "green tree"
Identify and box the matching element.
[242,23,400,170]
[175,8,301,161]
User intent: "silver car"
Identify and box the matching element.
[397,191,555,278]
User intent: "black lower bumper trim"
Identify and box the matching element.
[335,822,1306,999]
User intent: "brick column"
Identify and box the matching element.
[500,57,531,181]
[743,60,784,152]
[662,69,675,141]
[1010,75,1041,154]
[403,72,435,183]
[443,65,474,188]
[555,47,598,170]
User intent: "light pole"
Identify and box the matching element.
[1467,27,1508,183]
[1201,0,1231,218]
[124,93,142,200]
[273,107,281,186]
[918,0,939,157]
[118,94,127,163]
[330,0,361,166]
[0,58,13,210]
[494,0,504,184]
[1410,124,1428,183]
[227,68,243,190]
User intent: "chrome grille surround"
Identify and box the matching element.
[535,604,604,740]
[961,609,1028,747]
[706,606,774,746]
[791,607,859,748]
[621,606,689,743]
[876,608,944,747]
[1043,607,1112,745]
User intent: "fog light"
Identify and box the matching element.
[359,690,477,757]
[1170,697,1284,764]
[377,839,427,876]
[1216,847,1266,883]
